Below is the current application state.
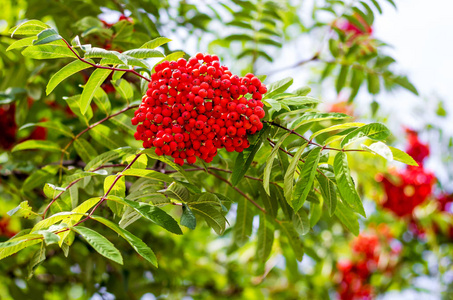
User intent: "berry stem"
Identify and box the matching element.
[62,39,151,82]
[42,163,128,219]
[58,104,138,182]
[264,121,365,152]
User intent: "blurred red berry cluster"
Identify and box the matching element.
[337,225,400,300]
[132,53,267,166]
[337,14,373,37]
[377,130,435,217]
[0,104,47,150]
[0,217,16,239]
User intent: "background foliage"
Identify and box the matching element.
[0,0,452,299]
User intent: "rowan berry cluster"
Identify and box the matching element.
[336,225,400,300]
[131,53,267,166]
[0,104,47,150]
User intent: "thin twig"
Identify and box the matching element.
[62,39,150,82]
[58,104,138,180]
[264,121,365,152]
[207,170,267,214]
[41,163,128,219]
[73,153,142,227]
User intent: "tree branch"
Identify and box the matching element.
[62,39,150,82]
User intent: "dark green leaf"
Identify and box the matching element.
[278,222,304,261]
[72,226,123,265]
[317,174,337,216]
[12,140,61,152]
[33,28,62,45]
[181,204,196,229]
[292,209,309,235]
[256,215,274,261]
[335,200,360,235]
[231,124,269,186]
[47,60,93,95]
[341,123,390,147]
[389,146,418,166]
[292,147,322,211]
[22,44,76,59]
[80,68,112,115]
[91,216,158,267]
[333,152,365,216]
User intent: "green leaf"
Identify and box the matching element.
[84,147,135,171]
[367,73,380,94]
[370,0,383,13]
[265,77,293,98]
[105,175,126,216]
[33,28,62,45]
[263,132,291,195]
[278,96,321,106]
[9,20,50,36]
[190,203,226,235]
[225,34,254,42]
[233,197,254,246]
[12,140,60,153]
[160,182,190,202]
[20,121,74,138]
[32,212,82,232]
[91,216,158,267]
[350,68,365,101]
[389,146,418,166]
[27,243,46,279]
[256,215,274,261]
[46,60,93,95]
[181,204,196,230]
[140,37,172,49]
[73,226,123,265]
[292,113,351,129]
[310,122,365,140]
[278,222,304,261]
[140,149,195,185]
[112,79,133,101]
[8,201,39,219]
[56,197,101,245]
[122,168,173,183]
[161,51,185,63]
[310,200,323,228]
[292,209,309,235]
[0,235,43,260]
[231,124,269,186]
[336,65,349,93]
[291,147,322,211]
[344,14,366,32]
[393,76,418,95]
[6,36,35,51]
[283,142,308,203]
[63,94,92,123]
[123,49,164,59]
[74,138,98,163]
[85,47,127,64]
[293,86,311,96]
[36,230,60,246]
[21,44,76,59]
[317,174,337,216]
[341,123,390,147]
[93,88,111,114]
[362,141,393,161]
[111,198,183,235]
[335,200,360,235]
[89,124,122,149]
[333,152,365,216]
[80,68,112,115]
